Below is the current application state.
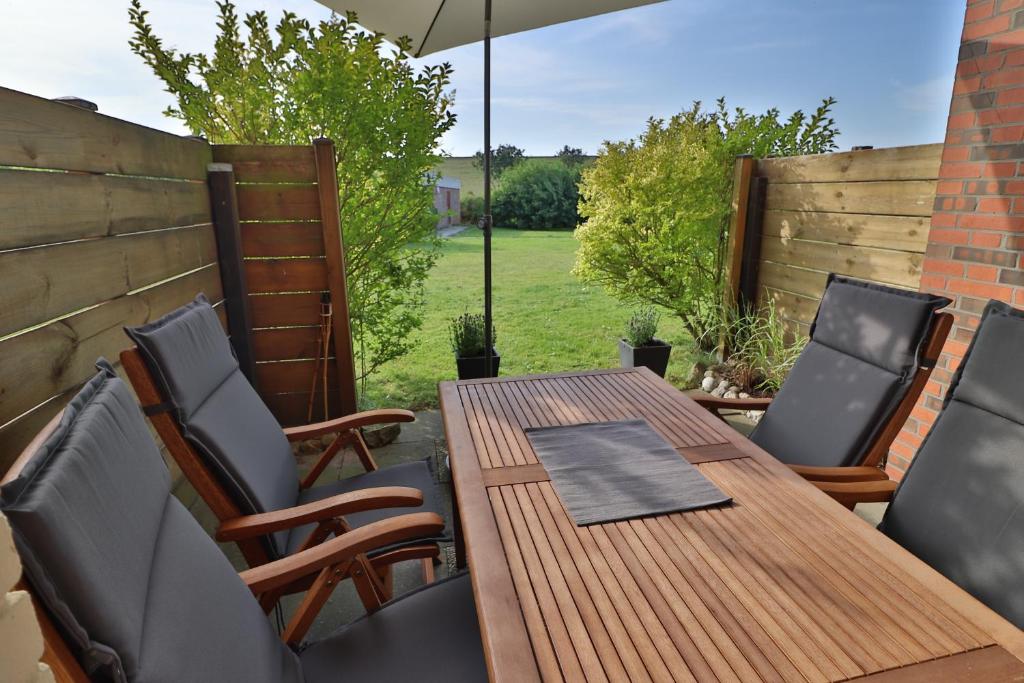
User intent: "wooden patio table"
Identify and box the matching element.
[439,367,1024,682]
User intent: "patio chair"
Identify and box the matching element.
[0,362,486,681]
[120,294,447,600]
[816,299,1024,629]
[695,274,952,482]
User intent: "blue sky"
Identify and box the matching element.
[0,0,965,156]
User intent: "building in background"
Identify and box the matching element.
[434,176,461,228]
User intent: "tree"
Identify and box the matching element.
[472,144,525,179]
[556,145,587,169]
[129,1,456,393]
[574,97,839,350]
[492,160,580,230]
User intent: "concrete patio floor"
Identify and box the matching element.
[172,408,886,643]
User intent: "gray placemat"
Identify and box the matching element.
[525,419,732,526]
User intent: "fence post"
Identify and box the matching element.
[720,154,756,356]
[312,138,358,416]
[208,162,258,386]
[737,175,768,312]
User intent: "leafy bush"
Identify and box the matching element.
[575,97,838,350]
[473,144,525,179]
[129,1,455,390]
[492,160,580,229]
[461,195,484,227]
[449,312,496,357]
[625,307,661,347]
[556,145,587,169]
[724,299,806,394]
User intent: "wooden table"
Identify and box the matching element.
[440,368,1024,682]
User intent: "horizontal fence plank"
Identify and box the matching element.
[0,224,217,337]
[0,388,75,473]
[262,391,331,427]
[761,235,922,289]
[255,359,336,395]
[760,286,821,328]
[765,180,936,217]
[249,293,327,328]
[758,260,833,300]
[0,266,224,427]
[761,210,931,253]
[240,222,325,257]
[236,184,320,221]
[0,168,210,250]
[757,144,942,184]
[251,326,323,362]
[0,87,211,179]
[244,258,327,293]
[212,145,317,183]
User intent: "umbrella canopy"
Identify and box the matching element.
[316,0,665,56]
[314,0,666,377]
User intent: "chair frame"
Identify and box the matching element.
[119,347,441,600]
[695,311,953,481]
[2,409,444,682]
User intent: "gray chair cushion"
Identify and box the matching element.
[0,362,302,683]
[749,275,950,467]
[125,295,298,557]
[880,300,1024,628]
[287,458,449,556]
[300,573,487,683]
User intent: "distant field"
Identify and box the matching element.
[434,156,594,198]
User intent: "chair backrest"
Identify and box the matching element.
[124,295,298,559]
[750,275,951,468]
[879,300,1024,628]
[0,361,302,682]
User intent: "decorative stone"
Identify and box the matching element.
[711,386,726,398]
[724,391,739,399]
[362,422,401,448]
[704,369,716,378]
[700,376,716,392]
[717,379,730,389]
[739,392,751,399]
[728,385,740,393]
[686,362,707,387]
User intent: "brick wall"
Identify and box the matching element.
[888,0,1024,478]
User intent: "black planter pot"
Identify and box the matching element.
[455,349,501,380]
[619,338,672,378]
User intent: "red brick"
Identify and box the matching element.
[977,105,1024,125]
[966,0,995,22]
[928,227,970,244]
[939,161,983,178]
[977,196,1013,211]
[920,274,948,291]
[964,13,1012,40]
[970,231,1004,246]
[967,263,1000,280]
[1016,289,1024,305]
[937,180,964,194]
[966,180,1006,193]
[982,161,1020,177]
[954,75,983,94]
[923,258,965,276]
[910,406,938,423]
[942,145,972,162]
[1006,46,1024,66]
[1000,0,1024,11]
[996,87,1024,105]
[946,112,978,131]
[960,212,1024,229]
[947,278,1014,300]
[991,124,1024,142]
[983,67,1024,87]
[1008,235,1024,249]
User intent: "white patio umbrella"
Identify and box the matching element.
[315,0,666,375]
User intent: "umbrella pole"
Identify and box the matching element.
[483,0,494,378]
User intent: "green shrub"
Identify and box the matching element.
[625,307,661,346]
[449,312,496,357]
[725,299,806,394]
[492,160,580,229]
[574,97,839,350]
[129,1,455,391]
[461,195,484,226]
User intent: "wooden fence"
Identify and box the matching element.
[726,144,942,336]
[0,88,357,471]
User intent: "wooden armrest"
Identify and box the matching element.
[282,408,415,442]
[216,486,423,542]
[789,465,889,483]
[690,394,772,411]
[814,479,898,506]
[240,512,444,595]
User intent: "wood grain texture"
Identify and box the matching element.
[0,223,217,338]
[0,265,223,426]
[249,292,328,328]
[0,86,211,178]
[760,235,922,289]
[761,210,931,252]
[240,222,325,257]
[757,144,942,184]
[0,169,211,250]
[236,184,320,221]
[443,368,1024,682]
[211,144,317,183]
[244,257,328,293]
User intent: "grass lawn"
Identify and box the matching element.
[361,228,699,410]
